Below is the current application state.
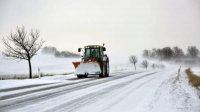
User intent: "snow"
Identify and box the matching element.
[0,72,94,90]
[75,62,101,75]
[190,67,200,76]
[0,79,59,90]
[148,70,200,112]
[83,69,199,112]
[0,53,200,112]
[0,69,199,112]
[3,71,155,112]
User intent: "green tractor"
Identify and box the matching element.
[72,45,109,78]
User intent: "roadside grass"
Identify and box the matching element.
[0,74,39,80]
[186,68,200,87]
[0,72,73,80]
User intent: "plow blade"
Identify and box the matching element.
[72,61,101,75]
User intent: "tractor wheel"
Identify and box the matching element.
[105,62,109,77]
[99,70,104,78]
[99,74,103,78]
[84,74,88,78]
[77,75,83,78]
[99,64,106,78]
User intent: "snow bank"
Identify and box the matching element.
[149,70,200,112]
[191,67,200,76]
[0,79,59,90]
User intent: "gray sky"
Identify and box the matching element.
[0,0,200,56]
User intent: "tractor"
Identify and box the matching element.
[72,45,109,78]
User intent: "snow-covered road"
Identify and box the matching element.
[0,70,199,112]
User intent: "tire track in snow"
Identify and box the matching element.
[41,72,158,112]
[101,75,159,112]
[0,83,56,92]
[0,79,94,101]
[0,71,131,101]
[0,72,125,93]
[0,71,143,111]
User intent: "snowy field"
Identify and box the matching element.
[0,54,79,75]
[0,54,132,77]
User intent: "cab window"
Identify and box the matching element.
[84,48,100,61]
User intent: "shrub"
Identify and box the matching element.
[141,60,149,70]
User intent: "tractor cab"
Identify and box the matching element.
[79,45,106,62]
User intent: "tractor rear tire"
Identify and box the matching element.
[84,75,88,78]
[99,62,109,78]
[99,64,105,78]
[77,75,83,78]
[99,69,104,77]
[99,74,103,78]
[105,62,109,77]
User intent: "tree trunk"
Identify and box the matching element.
[134,64,136,70]
[28,59,32,79]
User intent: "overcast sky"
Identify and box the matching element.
[0,0,200,56]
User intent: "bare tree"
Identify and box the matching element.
[162,47,174,59]
[150,48,157,59]
[142,50,151,58]
[141,60,149,70]
[151,64,157,69]
[129,55,138,70]
[2,26,44,79]
[187,46,199,58]
[173,46,184,58]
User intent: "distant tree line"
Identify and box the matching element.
[42,46,80,58]
[143,46,199,60]
[129,55,165,70]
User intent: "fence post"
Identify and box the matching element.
[38,67,41,78]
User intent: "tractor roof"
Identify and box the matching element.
[84,45,105,48]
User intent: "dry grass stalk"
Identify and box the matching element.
[185,68,200,87]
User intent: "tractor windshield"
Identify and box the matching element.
[84,47,103,61]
